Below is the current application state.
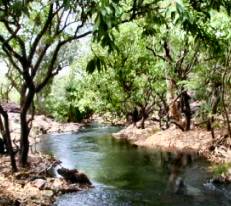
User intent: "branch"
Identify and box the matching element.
[35,30,92,93]
[0,35,23,64]
[32,43,51,78]
[28,4,54,62]
[2,46,23,75]
[146,46,168,62]
[163,40,173,62]
[2,19,27,59]
[6,69,21,93]
[122,1,159,23]
[185,45,200,75]
[175,48,188,72]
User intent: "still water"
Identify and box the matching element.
[39,125,231,206]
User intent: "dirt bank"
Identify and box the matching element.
[113,123,231,164]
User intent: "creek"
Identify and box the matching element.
[39,124,231,206]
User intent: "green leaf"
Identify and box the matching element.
[86,58,96,74]
[12,1,23,16]
[176,2,184,15]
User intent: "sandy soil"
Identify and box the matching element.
[113,122,231,164]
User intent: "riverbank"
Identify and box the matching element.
[0,113,86,205]
[8,112,82,145]
[0,153,91,205]
[113,123,231,164]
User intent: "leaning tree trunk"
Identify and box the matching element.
[0,106,17,172]
[19,89,35,167]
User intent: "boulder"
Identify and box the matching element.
[57,167,92,185]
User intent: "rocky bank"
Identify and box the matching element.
[8,112,82,145]
[0,111,87,206]
[0,154,92,206]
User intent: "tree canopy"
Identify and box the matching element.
[0,0,231,171]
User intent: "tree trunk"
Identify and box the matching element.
[0,107,17,172]
[221,84,231,138]
[139,106,149,129]
[166,79,182,122]
[206,84,221,138]
[19,112,30,167]
[140,117,145,129]
[19,89,35,167]
[181,91,191,131]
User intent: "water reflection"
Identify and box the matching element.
[161,152,194,194]
[39,126,231,206]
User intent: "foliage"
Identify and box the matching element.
[0,0,231,169]
[211,163,231,176]
[45,74,94,122]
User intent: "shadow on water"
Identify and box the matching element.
[38,124,231,206]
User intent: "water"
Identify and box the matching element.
[38,124,231,206]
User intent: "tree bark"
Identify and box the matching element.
[19,112,30,167]
[19,89,35,167]
[181,91,191,131]
[0,106,17,172]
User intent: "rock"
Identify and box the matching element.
[32,179,47,190]
[50,178,64,191]
[57,167,92,185]
[2,102,20,113]
[42,190,54,197]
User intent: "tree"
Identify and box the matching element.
[0,0,93,167]
[89,0,231,133]
[87,23,167,128]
